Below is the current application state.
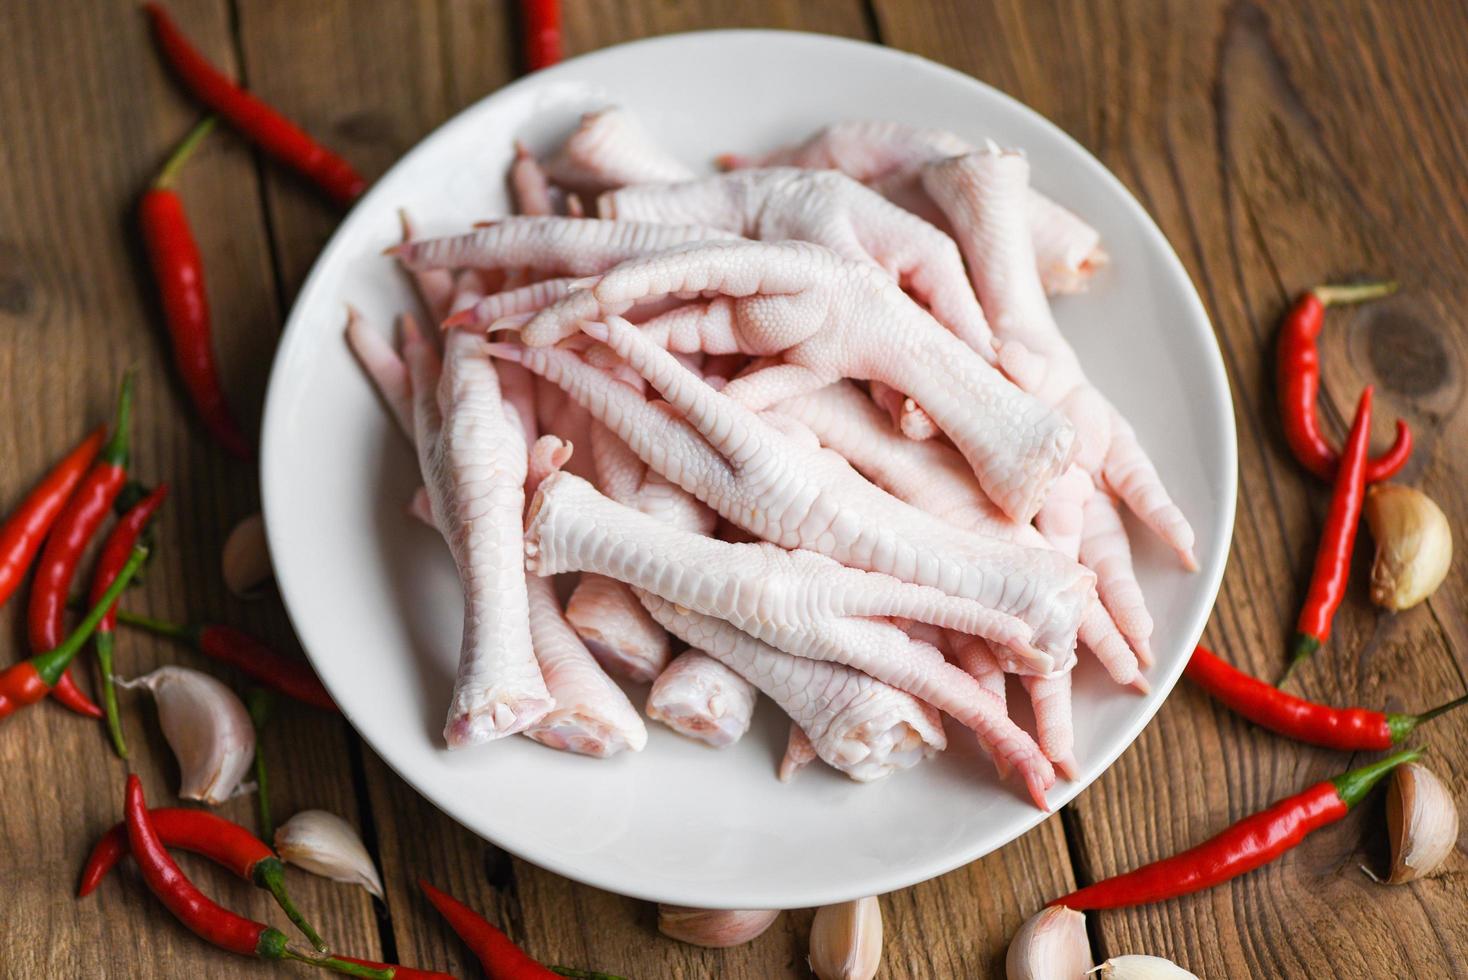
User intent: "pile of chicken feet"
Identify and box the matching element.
[348,109,1196,809]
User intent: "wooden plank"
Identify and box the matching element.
[0,0,381,975]
[874,0,1468,975]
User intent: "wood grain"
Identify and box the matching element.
[3,0,1466,977]
[874,0,1468,975]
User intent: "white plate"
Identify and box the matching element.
[261,31,1236,910]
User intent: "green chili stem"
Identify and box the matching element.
[95,631,129,758]
[154,116,218,189]
[32,546,149,687]
[1332,747,1423,810]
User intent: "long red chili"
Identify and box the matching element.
[140,117,253,460]
[1187,645,1468,751]
[520,0,563,71]
[114,610,336,711]
[338,956,456,980]
[144,4,366,206]
[0,427,104,608]
[25,378,134,717]
[1277,281,1410,482]
[1282,386,1373,682]
[0,547,148,722]
[88,484,169,758]
[79,806,326,952]
[420,879,560,980]
[1050,748,1420,909]
[123,775,388,977]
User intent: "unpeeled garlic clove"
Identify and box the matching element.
[1007,906,1090,980]
[274,809,385,899]
[1091,955,1199,978]
[809,896,881,980]
[1364,484,1452,611]
[120,666,255,805]
[656,906,779,948]
[1386,762,1459,883]
[222,513,272,599]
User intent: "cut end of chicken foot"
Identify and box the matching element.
[646,650,757,748]
[443,694,554,748]
[525,710,643,758]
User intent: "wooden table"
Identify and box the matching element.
[3,2,1464,976]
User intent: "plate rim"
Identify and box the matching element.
[260,28,1238,908]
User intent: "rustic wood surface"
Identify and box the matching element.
[1,1,1464,976]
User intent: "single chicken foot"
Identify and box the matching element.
[922,146,1196,570]
[403,320,551,746]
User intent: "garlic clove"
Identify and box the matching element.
[222,513,273,599]
[1364,484,1452,611]
[1007,905,1091,980]
[120,666,255,806]
[274,809,385,899]
[809,896,882,980]
[656,906,779,948]
[1387,762,1459,883]
[1091,955,1199,978]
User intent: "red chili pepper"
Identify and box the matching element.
[1277,281,1410,482]
[143,4,365,206]
[520,0,563,71]
[114,610,336,711]
[140,118,253,460]
[88,485,169,758]
[0,546,148,723]
[0,427,105,608]
[123,775,389,977]
[1282,387,1373,682]
[26,375,135,717]
[143,4,364,205]
[420,879,559,980]
[79,806,325,952]
[1187,645,1468,750]
[337,956,457,980]
[1050,748,1420,909]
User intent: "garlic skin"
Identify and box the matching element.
[1387,762,1459,883]
[656,906,779,948]
[1007,906,1090,980]
[1092,955,1199,978]
[809,896,882,980]
[222,512,272,598]
[121,666,255,806]
[1365,484,1451,611]
[274,810,385,899]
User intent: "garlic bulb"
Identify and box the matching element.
[274,809,384,899]
[656,906,779,947]
[1364,484,1451,611]
[222,513,272,598]
[1007,906,1090,980]
[809,896,881,980]
[1091,955,1199,978]
[121,666,255,805]
[1386,762,1459,883]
